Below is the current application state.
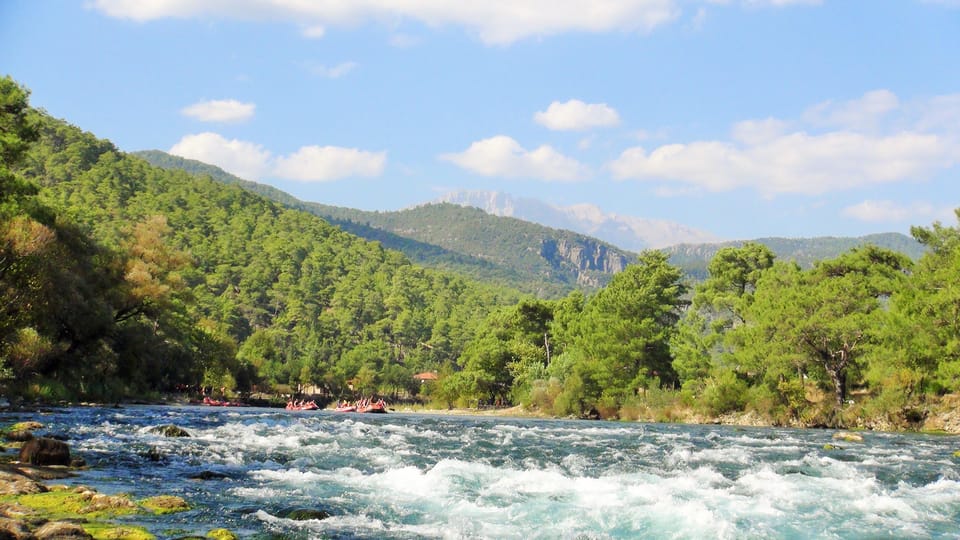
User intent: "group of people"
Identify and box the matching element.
[336,397,387,411]
[285,399,319,410]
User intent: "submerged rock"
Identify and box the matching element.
[149,425,191,438]
[189,470,229,480]
[284,508,330,521]
[18,438,71,467]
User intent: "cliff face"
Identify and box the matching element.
[541,237,630,287]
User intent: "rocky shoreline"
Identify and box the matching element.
[0,422,232,540]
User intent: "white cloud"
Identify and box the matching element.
[842,200,950,224]
[610,131,953,196]
[180,99,255,123]
[534,99,621,131]
[610,90,960,197]
[441,135,589,182]
[90,0,683,45]
[302,25,326,39]
[731,117,788,145]
[274,146,386,182]
[170,132,272,180]
[170,133,385,182]
[913,93,960,134]
[308,62,358,79]
[803,89,899,131]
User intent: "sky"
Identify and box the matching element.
[2,0,959,241]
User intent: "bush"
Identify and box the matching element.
[702,370,748,415]
[525,377,562,413]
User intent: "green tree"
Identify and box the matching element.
[736,247,911,423]
[568,251,687,413]
[893,210,960,392]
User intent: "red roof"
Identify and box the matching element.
[413,372,439,381]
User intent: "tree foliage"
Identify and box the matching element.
[5,77,960,429]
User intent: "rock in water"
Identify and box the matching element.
[285,509,331,521]
[18,437,71,466]
[832,431,864,443]
[149,425,191,437]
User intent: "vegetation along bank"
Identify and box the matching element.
[2,75,960,431]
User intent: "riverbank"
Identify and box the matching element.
[393,393,960,434]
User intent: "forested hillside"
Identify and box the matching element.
[136,151,633,297]
[1,78,514,401]
[6,76,960,431]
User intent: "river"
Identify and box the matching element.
[4,405,960,539]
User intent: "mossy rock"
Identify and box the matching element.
[832,431,864,443]
[83,522,155,540]
[952,450,960,458]
[16,490,138,521]
[140,495,190,514]
[823,443,841,451]
[9,421,44,432]
[206,529,238,540]
[148,425,190,438]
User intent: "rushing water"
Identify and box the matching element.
[4,405,960,539]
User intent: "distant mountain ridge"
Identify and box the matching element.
[135,151,635,297]
[136,151,927,290]
[664,234,927,280]
[435,190,721,250]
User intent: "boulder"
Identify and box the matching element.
[149,425,191,438]
[0,516,32,540]
[33,521,94,540]
[18,438,71,466]
[0,469,46,496]
[4,430,33,443]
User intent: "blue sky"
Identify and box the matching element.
[2,0,959,241]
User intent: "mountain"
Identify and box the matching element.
[436,189,721,250]
[135,151,635,297]
[664,233,927,280]
[135,151,927,290]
